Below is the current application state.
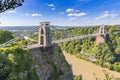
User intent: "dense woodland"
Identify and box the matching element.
[0,47,39,80]
[0,30,39,80]
[0,30,13,44]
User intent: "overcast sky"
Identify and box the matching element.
[0,0,120,26]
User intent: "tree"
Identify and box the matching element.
[0,47,39,80]
[74,75,82,80]
[113,62,120,72]
[0,53,12,80]
[0,30,13,44]
[0,0,24,13]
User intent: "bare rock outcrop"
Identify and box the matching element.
[30,44,73,80]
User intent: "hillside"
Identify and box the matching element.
[57,26,120,72]
[0,47,38,80]
[0,30,13,44]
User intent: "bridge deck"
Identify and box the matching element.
[53,33,100,43]
[0,33,101,48]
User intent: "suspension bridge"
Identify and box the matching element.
[0,22,108,49]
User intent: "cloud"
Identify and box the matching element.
[51,8,56,10]
[48,4,54,7]
[95,13,109,20]
[8,10,16,13]
[48,4,56,10]
[66,8,74,12]
[32,13,42,17]
[69,17,78,20]
[95,11,119,20]
[25,13,29,16]
[110,13,119,18]
[24,13,42,17]
[66,8,80,13]
[59,12,65,14]
[68,12,86,17]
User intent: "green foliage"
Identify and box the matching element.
[0,47,38,80]
[0,53,12,80]
[48,62,64,80]
[25,69,39,80]
[0,0,24,13]
[11,39,33,46]
[93,70,113,80]
[113,62,120,72]
[74,75,82,80]
[0,30,13,44]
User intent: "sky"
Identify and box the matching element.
[0,0,120,26]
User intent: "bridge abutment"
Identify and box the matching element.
[95,25,108,44]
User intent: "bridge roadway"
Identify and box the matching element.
[52,33,100,44]
[27,33,101,49]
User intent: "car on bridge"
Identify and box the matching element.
[21,46,27,48]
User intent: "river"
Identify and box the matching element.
[63,51,120,80]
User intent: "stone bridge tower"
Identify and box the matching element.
[38,22,52,47]
[96,25,108,44]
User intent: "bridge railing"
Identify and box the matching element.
[52,33,100,44]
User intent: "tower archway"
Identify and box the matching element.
[38,22,52,47]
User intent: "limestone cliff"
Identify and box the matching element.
[30,44,73,80]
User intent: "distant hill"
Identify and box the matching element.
[0,26,39,33]
[0,25,100,33]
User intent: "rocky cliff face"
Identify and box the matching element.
[29,44,73,80]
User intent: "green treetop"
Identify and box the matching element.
[0,0,24,13]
